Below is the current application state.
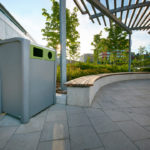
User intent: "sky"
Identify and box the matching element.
[0,0,150,55]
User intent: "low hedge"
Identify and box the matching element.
[57,63,129,82]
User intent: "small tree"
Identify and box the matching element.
[138,46,146,67]
[91,31,102,64]
[105,22,129,64]
[91,31,108,64]
[42,0,80,61]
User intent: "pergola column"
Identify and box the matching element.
[60,0,67,90]
[128,34,132,72]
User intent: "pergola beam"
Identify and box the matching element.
[142,20,150,29]
[81,0,94,23]
[135,7,150,27]
[130,25,150,30]
[91,1,150,19]
[114,0,117,16]
[91,5,101,25]
[128,0,139,27]
[125,0,132,24]
[120,0,124,21]
[131,6,143,28]
[73,0,87,14]
[100,0,107,26]
[87,0,131,34]
[105,0,111,26]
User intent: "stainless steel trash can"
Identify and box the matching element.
[0,38,57,123]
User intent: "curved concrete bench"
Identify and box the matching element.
[65,72,150,107]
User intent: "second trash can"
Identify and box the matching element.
[0,38,57,123]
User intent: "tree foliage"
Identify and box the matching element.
[105,22,129,51]
[91,31,108,63]
[91,22,129,64]
[41,0,80,60]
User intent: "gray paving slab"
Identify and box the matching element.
[84,108,106,118]
[90,115,120,134]
[99,100,119,109]
[127,100,148,107]
[0,116,20,127]
[40,120,69,141]
[144,126,150,132]
[117,121,150,141]
[37,140,70,150]
[46,110,67,122]
[90,148,105,150]
[99,131,138,150]
[135,139,150,150]
[0,113,5,121]
[128,107,150,116]
[0,80,150,150]
[66,105,84,114]
[35,108,48,118]
[113,99,132,108]
[15,115,45,134]
[91,100,102,109]
[104,110,131,122]
[49,104,66,111]
[127,112,150,126]
[70,125,102,150]
[0,126,17,149]
[68,112,90,127]
[4,132,40,150]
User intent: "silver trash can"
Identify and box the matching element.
[0,38,57,123]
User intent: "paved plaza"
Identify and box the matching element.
[0,79,150,150]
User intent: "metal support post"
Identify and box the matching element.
[128,34,132,72]
[60,0,67,90]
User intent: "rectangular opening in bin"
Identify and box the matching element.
[33,47,43,57]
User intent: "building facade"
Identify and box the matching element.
[80,53,94,62]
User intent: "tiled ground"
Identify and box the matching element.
[0,79,150,150]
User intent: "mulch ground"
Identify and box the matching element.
[56,82,67,94]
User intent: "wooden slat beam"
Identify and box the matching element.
[128,0,139,27]
[81,0,94,23]
[91,5,101,25]
[87,0,131,33]
[114,0,117,16]
[142,19,150,27]
[131,0,147,28]
[90,1,150,19]
[130,25,150,30]
[125,0,132,24]
[120,0,124,21]
[100,0,107,26]
[135,7,150,27]
[105,0,111,26]
[143,23,150,31]
[73,0,87,14]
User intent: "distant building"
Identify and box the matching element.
[99,50,127,60]
[0,3,35,42]
[80,53,94,62]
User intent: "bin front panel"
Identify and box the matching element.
[0,41,22,117]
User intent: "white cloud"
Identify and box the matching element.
[132,31,150,53]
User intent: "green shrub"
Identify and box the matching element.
[57,63,130,82]
[140,67,150,72]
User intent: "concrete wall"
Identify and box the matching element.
[0,11,34,42]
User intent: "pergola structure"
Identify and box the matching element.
[59,0,150,90]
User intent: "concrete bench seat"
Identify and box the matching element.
[65,72,150,107]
